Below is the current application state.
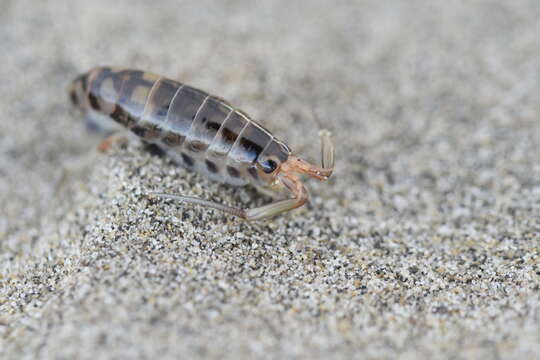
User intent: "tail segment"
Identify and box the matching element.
[68,72,90,110]
[68,68,122,134]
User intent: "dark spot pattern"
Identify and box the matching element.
[162,132,184,147]
[110,105,132,127]
[116,71,159,123]
[70,90,78,106]
[181,153,194,167]
[68,68,289,187]
[247,166,259,180]
[189,140,207,153]
[87,67,112,92]
[186,97,231,152]
[221,112,247,144]
[144,143,165,157]
[80,74,88,92]
[130,125,146,138]
[207,111,248,157]
[205,160,218,173]
[227,166,241,178]
[131,123,161,140]
[86,67,127,114]
[229,123,271,165]
[88,92,101,110]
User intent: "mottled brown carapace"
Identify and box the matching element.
[70,67,334,220]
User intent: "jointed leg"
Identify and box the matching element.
[97,134,127,152]
[282,130,334,181]
[148,174,307,221]
[148,131,332,221]
[149,193,306,221]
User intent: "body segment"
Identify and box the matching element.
[70,67,334,220]
[70,67,290,187]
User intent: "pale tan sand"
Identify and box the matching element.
[0,1,539,359]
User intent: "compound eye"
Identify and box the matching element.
[260,158,278,174]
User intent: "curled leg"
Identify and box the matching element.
[244,174,307,220]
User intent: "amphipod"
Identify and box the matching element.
[69,67,334,220]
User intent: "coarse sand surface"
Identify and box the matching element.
[0,1,539,359]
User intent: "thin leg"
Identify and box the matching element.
[148,174,307,221]
[97,134,127,152]
[149,192,305,221]
[244,196,306,220]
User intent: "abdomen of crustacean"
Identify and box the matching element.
[69,67,290,187]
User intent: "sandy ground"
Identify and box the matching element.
[0,1,539,359]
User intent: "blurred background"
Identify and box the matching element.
[1,1,539,359]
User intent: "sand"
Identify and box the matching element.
[0,1,539,359]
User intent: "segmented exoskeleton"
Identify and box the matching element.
[69,67,334,220]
